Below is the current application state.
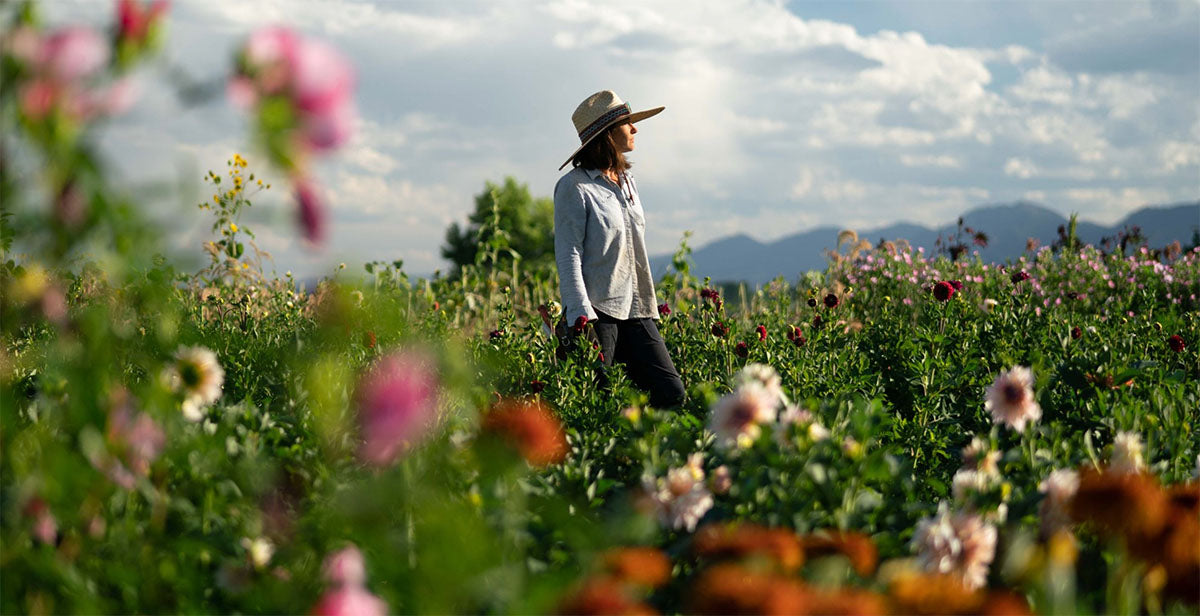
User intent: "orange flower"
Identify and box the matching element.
[692,523,804,573]
[979,591,1033,615]
[807,588,887,615]
[687,563,809,615]
[600,547,671,589]
[888,572,985,615]
[1130,481,1200,605]
[556,576,656,616]
[1069,468,1167,542]
[802,530,878,577]
[482,399,569,467]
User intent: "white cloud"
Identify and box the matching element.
[1004,157,1038,179]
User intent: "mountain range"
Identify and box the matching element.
[649,201,1200,285]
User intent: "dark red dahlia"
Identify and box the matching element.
[1011,271,1030,283]
[812,315,823,329]
[933,281,955,302]
[711,321,729,338]
[807,298,817,308]
[756,325,767,341]
[824,293,839,309]
[530,380,546,393]
[949,280,963,291]
[734,342,749,358]
[658,302,671,317]
[1071,326,1082,340]
[1168,335,1186,352]
[489,329,505,340]
[572,315,589,334]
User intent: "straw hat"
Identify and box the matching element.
[559,90,664,170]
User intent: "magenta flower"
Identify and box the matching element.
[658,302,671,317]
[116,0,169,46]
[295,177,326,244]
[949,280,963,291]
[755,324,767,341]
[311,586,387,616]
[356,352,439,466]
[933,281,955,302]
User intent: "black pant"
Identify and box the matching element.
[593,310,685,408]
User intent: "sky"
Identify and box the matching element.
[37,0,1200,279]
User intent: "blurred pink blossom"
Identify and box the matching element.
[323,546,366,587]
[41,27,108,82]
[310,585,387,616]
[295,177,327,245]
[357,351,439,466]
[117,0,169,45]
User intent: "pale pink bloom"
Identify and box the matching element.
[708,383,777,448]
[912,505,997,590]
[960,437,1000,476]
[301,100,354,152]
[357,351,439,466]
[709,465,732,495]
[323,545,366,587]
[984,366,1041,432]
[33,509,58,545]
[643,464,715,532]
[40,27,108,82]
[733,363,786,408]
[107,404,165,475]
[311,585,387,616]
[1038,469,1079,536]
[1110,431,1144,474]
[291,38,354,114]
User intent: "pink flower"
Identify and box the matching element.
[310,585,387,616]
[357,352,439,466]
[984,366,1041,432]
[117,0,169,45]
[911,505,997,590]
[323,546,366,587]
[295,176,327,244]
[40,27,109,82]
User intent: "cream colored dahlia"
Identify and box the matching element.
[708,383,778,448]
[984,366,1041,432]
[1110,431,1145,474]
[1038,468,1079,535]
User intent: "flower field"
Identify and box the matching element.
[3,4,1199,615]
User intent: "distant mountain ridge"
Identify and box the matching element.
[650,201,1200,285]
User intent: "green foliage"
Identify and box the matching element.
[441,176,554,274]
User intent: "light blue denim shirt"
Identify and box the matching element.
[554,167,658,324]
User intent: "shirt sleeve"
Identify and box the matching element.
[554,177,598,324]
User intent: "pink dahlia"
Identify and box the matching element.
[356,352,439,466]
[984,366,1041,432]
[708,383,778,448]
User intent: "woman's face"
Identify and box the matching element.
[612,121,637,153]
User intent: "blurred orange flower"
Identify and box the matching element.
[692,522,804,573]
[600,547,671,589]
[482,399,569,467]
[687,563,808,616]
[802,530,878,578]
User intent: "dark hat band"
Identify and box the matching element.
[578,103,631,143]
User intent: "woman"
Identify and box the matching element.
[554,90,685,409]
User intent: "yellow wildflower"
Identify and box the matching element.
[230,223,238,233]
[242,263,249,269]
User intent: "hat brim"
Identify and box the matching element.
[558,106,665,170]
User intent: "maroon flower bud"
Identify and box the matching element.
[711,321,728,338]
[734,342,749,358]
[807,298,817,308]
[1167,335,1186,352]
[756,325,767,341]
[530,379,546,394]
[811,315,823,329]
[658,302,671,316]
[489,329,505,340]
[933,281,955,302]
[1070,326,1082,340]
[824,293,839,309]
[713,297,723,311]
[792,328,806,347]
[572,315,589,334]
[1011,270,1030,283]
[949,280,963,291]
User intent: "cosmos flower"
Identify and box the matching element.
[984,366,1042,432]
[356,351,439,466]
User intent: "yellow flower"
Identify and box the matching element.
[242,263,249,269]
[230,223,238,233]
[213,195,219,204]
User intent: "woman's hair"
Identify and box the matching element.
[570,123,632,172]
